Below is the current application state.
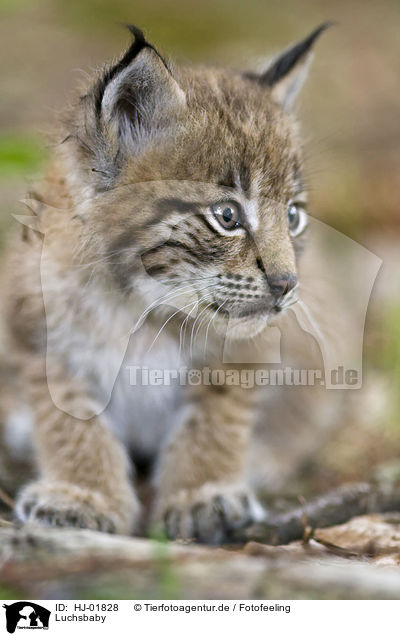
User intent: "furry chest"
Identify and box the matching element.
[103,324,185,460]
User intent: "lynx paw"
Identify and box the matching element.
[156,483,266,544]
[15,481,139,535]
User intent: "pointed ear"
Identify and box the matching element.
[93,25,186,155]
[250,23,332,109]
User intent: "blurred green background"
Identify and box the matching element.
[0,0,399,488]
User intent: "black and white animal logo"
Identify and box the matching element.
[3,602,50,633]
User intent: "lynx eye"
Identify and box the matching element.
[211,201,241,230]
[287,203,308,237]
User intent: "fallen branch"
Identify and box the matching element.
[234,482,400,545]
[0,486,14,509]
[1,519,400,599]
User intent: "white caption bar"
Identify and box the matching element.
[1,599,398,635]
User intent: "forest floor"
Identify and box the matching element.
[2,493,400,599]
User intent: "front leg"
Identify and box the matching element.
[154,384,265,543]
[15,359,140,534]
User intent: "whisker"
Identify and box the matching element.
[128,280,218,336]
[190,300,216,360]
[148,291,215,354]
[203,300,227,358]
[294,299,327,351]
[148,283,219,351]
[148,300,199,353]
[179,300,199,358]
[281,298,299,310]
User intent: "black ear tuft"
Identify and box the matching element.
[82,24,186,185]
[124,23,147,47]
[123,24,171,72]
[260,22,333,87]
[244,22,333,109]
[94,24,170,119]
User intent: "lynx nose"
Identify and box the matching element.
[268,274,297,298]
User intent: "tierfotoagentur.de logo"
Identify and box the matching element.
[2,603,51,633]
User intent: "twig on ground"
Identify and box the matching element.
[0,517,13,527]
[234,482,400,545]
[0,486,14,509]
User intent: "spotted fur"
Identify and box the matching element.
[1,25,328,542]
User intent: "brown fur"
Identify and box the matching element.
[0,26,329,541]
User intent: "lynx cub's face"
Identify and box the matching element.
[64,25,329,340]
